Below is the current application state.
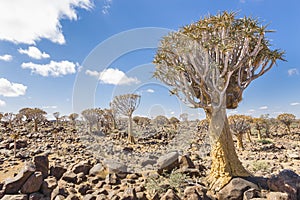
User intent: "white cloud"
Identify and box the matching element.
[259,106,268,110]
[0,99,6,107]
[42,105,58,109]
[288,68,299,76]
[290,102,300,106]
[86,68,140,85]
[170,111,175,115]
[0,0,93,44]
[0,54,12,62]
[146,89,155,93]
[0,78,27,97]
[18,46,50,59]
[102,0,113,15]
[21,60,77,77]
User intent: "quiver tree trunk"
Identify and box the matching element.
[257,129,262,140]
[34,120,38,132]
[236,133,244,149]
[246,130,252,142]
[128,115,135,143]
[206,107,251,191]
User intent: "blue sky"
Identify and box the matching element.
[0,0,299,120]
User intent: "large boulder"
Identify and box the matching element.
[34,154,49,178]
[157,152,179,174]
[3,162,35,194]
[72,161,92,175]
[267,169,300,200]
[217,177,259,200]
[50,165,67,180]
[41,176,58,197]
[103,159,127,175]
[89,163,104,176]
[21,171,43,194]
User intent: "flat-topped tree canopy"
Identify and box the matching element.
[153,11,285,112]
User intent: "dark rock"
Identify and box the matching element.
[34,155,49,179]
[21,171,43,194]
[51,186,69,200]
[157,152,179,174]
[82,194,96,200]
[78,184,92,195]
[72,161,92,175]
[28,192,44,200]
[3,162,35,194]
[41,176,58,197]
[243,188,261,200]
[267,169,300,200]
[161,189,181,200]
[105,173,120,185]
[179,155,195,169]
[218,177,259,200]
[61,171,77,183]
[50,165,67,180]
[1,194,28,200]
[184,185,208,200]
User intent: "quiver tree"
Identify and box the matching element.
[10,132,19,157]
[153,11,284,190]
[81,109,98,133]
[169,117,180,130]
[179,113,189,125]
[28,108,47,132]
[110,94,141,143]
[3,112,15,129]
[277,113,296,133]
[228,115,252,149]
[53,112,60,126]
[152,115,169,129]
[252,117,267,140]
[69,113,79,128]
[103,108,117,131]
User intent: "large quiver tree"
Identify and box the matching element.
[110,94,140,143]
[153,11,284,191]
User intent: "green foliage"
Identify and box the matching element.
[251,161,269,172]
[257,139,272,144]
[145,170,188,196]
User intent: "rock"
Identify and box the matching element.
[183,185,207,199]
[78,184,92,195]
[103,159,127,174]
[267,169,300,200]
[21,171,43,194]
[89,163,104,176]
[121,188,137,200]
[179,155,195,169]
[51,186,69,200]
[1,194,28,200]
[66,194,80,200]
[62,171,78,183]
[266,192,289,200]
[218,177,259,200]
[72,161,92,175]
[140,159,156,167]
[243,188,261,200]
[160,189,181,200]
[3,162,36,194]
[41,176,58,197]
[82,194,96,200]
[34,155,49,178]
[105,173,120,185]
[28,192,44,200]
[50,165,67,180]
[157,152,179,174]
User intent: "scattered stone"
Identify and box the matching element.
[103,159,127,175]
[50,165,67,180]
[62,171,78,184]
[28,192,44,200]
[157,152,179,174]
[89,163,104,176]
[266,192,289,200]
[160,189,181,200]
[41,176,58,197]
[21,171,43,194]
[1,194,28,200]
[3,162,35,194]
[218,177,259,200]
[34,154,49,178]
[72,161,92,175]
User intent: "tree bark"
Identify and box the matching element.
[257,129,262,140]
[34,120,38,132]
[236,133,244,149]
[246,130,252,142]
[205,107,251,191]
[128,115,135,143]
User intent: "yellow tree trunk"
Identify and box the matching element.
[246,130,252,142]
[257,129,262,140]
[206,108,251,191]
[128,115,135,143]
[236,133,244,149]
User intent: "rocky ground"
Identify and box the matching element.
[0,121,300,200]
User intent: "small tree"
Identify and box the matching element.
[169,117,180,130]
[53,112,60,126]
[153,115,169,129]
[277,113,296,133]
[252,118,266,140]
[28,108,47,132]
[153,11,284,190]
[228,115,252,149]
[2,112,15,128]
[81,109,98,133]
[69,113,79,128]
[10,132,19,157]
[179,113,189,125]
[110,94,141,143]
